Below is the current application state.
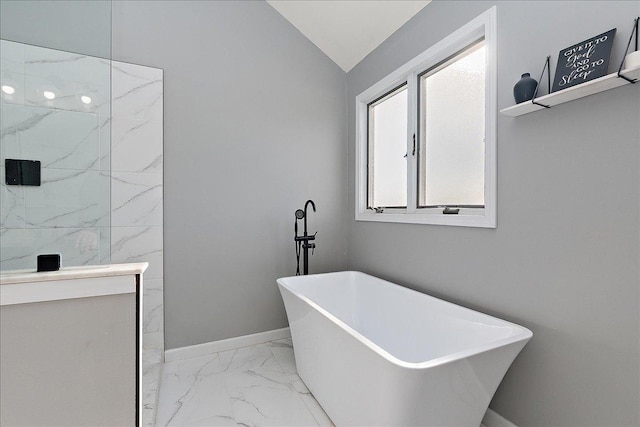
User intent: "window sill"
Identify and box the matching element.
[355,211,496,228]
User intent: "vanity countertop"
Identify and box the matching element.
[0,263,149,285]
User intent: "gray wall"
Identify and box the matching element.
[346,1,640,426]
[0,0,111,58]
[111,1,348,349]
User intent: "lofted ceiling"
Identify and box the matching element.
[266,0,431,72]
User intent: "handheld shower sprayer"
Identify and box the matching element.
[294,200,316,275]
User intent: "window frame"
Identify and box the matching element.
[355,6,497,228]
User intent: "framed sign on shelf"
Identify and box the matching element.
[552,28,617,92]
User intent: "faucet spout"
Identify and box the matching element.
[303,199,315,235]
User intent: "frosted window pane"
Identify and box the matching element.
[369,87,407,208]
[419,44,485,207]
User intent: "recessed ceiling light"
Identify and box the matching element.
[1,85,15,95]
[81,95,92,104]
[43,90,56,100]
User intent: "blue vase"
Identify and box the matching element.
[513,73,538,104]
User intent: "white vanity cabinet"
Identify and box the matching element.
[0,263,147,426]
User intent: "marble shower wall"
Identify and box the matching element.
[1,41,164,351]
[109,60,164,350]
[0,40,111,270]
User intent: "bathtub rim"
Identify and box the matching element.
[277,270,532,370]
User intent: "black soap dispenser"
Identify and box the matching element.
[37,254,60,272]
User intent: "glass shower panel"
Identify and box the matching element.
[0,40,111,271]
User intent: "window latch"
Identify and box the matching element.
[404,135,416,158]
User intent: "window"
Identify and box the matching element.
[368,84,408,208]
[356,7,496,228]
[418,41,486,208]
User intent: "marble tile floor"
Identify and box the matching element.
[153,339,334,427]
[149,339,492,427]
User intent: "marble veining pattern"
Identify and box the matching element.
[0,166,26,228]
[143,279,164,348]
[0,227,103,270]
[110,226,163,280]
[23,74,110,115]
[144,346,164,427]
[1,104,101,170]
[108,59,164,372]
[24,169,110,228]
[22,43,110,115]
[108,60,164,427]
[23,43,110,86]
[111,172,163,227]
[111,61,163,122]
[111,116,163,173]
[155,339,334,427]
[98,114,111,171]
[99,227,111,265]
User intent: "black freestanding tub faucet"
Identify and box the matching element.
[294,200,316,275]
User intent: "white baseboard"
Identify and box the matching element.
[165,327,291,362]
[483,408,517,427]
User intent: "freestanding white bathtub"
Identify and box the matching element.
[277,271,532,427]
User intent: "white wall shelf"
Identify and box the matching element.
[500,65,640,117]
